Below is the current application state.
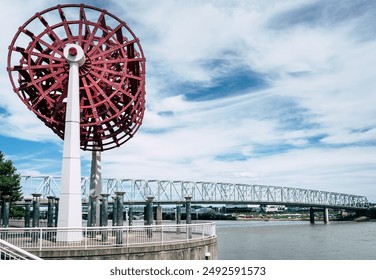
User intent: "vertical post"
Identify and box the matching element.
[185,196,192,224]
[185,196,192,239]
[99,198,103,227]
[100,194,109,227]
[47,196,55,227]
[57,44,85,242]
[146,196,154,226]
[115,192,125,244]
[310,207,315,224]
[24,198,32,228]
[116,192,125,226]
[176,205,181,225]
[176,204,181,234]
[146,196,154,238]
[323,208,329,224]
[54,198,59,227]
[87,196,92,228]
[0,191,2,226]
[101,194,109,242]
[112,196,118,226]
[156,205,162,225]
[32,193,41,243]
[89,195,98,227]
[2,195,10,228]
[89,147,102,226]
[128,203,133,226]
[32,193,42,228]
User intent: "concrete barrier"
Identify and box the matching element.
[28,236,217,260]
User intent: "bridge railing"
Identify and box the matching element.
[0,222,216,251]
[20,176,369,209]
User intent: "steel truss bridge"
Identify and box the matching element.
[20,176,369,210]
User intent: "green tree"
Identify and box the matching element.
[0,151,23,217]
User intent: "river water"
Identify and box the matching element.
[215,220,376,260]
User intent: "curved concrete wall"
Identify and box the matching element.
[29,236,217,260]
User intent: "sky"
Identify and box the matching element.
[0,0,375,201]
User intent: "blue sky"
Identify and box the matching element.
[0,0,376,201]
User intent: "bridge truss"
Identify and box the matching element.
[20,176,369,210]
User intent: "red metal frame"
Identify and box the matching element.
[7,4,146,151]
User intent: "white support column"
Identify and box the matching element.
[57,44,85,242]
[89,148,102,226]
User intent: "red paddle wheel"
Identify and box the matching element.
[7,4,146,151]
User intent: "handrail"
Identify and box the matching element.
[0,238,42,260]
[0,222,216,251]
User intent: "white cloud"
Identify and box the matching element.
[1,0,375,202]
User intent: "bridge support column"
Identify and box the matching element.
[310,207,315,224]
[24,198,32,228]
[323,208,329,224]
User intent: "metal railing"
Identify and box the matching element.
[0,239,42,260]
[0,223,216,251]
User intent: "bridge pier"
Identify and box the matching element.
[323,208,329,224]
[310,207,315,224]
